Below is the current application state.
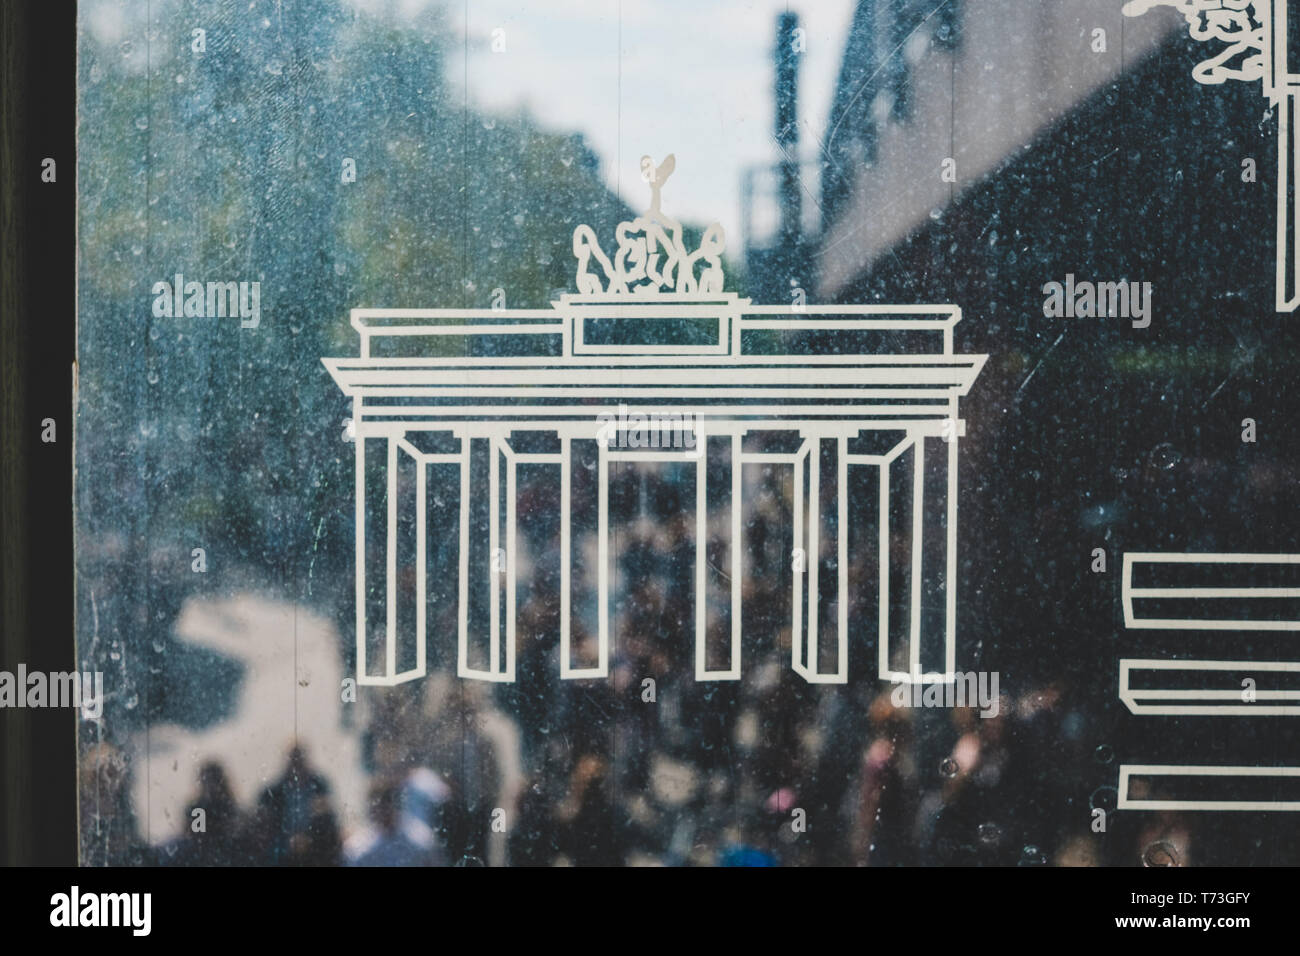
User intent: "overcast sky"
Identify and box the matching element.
[444,0,858,245]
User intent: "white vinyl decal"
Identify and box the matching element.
[323,156,986,686]
[1118,551,1300,809]
[1118,765,1300,811]
[1123,0,1300,310]
[1120,658,1300,716]
[1123,551,1300,630]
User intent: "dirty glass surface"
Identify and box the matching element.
[76,0,1300,867]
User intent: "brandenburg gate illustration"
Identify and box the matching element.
[324,157,986,687]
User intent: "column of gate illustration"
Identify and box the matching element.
[352,424,527,685]
[356,423,756,683]
[780,421,961,685]
[458,427,600,683]
[354,427,436,686]
[1117,552,1300,811]
[554,426,747,682]
[695,431,742,680]
[789,432,856,684]
[868,423,961,685]
[352,420,965,686]
[598,427,744,681]
[354,423,968,686]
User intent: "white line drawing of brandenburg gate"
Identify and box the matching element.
[324,156,986,687]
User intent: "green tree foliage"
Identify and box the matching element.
[76,0,631,717]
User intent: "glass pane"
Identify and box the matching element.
[74,0,1300,867]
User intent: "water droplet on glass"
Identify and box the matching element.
[125,694,139,710]
[977,822,1002,846]
[1094,744,1114,765]
[1142,842,1179,867]
[455,855,486,868]
[265,59,284,76]
[1089,786,1118,813]
[1019,844,1048,866]
[1150,442,1181,470]
[146,369,159,385]
[939,757,959,778]
[134,116,149,131]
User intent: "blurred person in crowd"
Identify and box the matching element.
[917,700,1015,865]
[251,743,342,866]
[509,777,556,866]
[398,766,452,866]
[847,690,917,866]
[717,808,779,867]
[1055,832,1100,867]
[165,761,246,865]
[408,674,506,862]
[554,753,627,866]
[346,774,437,866]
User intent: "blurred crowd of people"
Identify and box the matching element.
[78,466,1196,867]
